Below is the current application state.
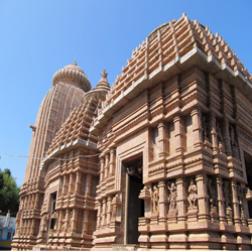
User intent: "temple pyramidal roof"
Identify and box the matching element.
[105,13,251,103]
[47,14,251,157]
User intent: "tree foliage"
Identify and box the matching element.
[0,168,19,216]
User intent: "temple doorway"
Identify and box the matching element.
[123,156,144,245]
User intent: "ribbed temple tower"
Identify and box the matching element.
[13,14,252,250]
[12,63,92,249]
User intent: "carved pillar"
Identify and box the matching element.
[106,196,112,225]
[101,198,106,226]
[231,181,240,224]
[64,209,69,233]
[176,178,186,222]
[191,109,202,148]
[216,177,225,223]
[158,181,167,221]
[173,116,184,154]
[85,174,92,196]
[100,157,105,182]
[71,209,77,232]
[109,149,116,175]
[157,122,168,158]
[75,171,81,194]
[68,173,73,194]
[196,174,208,220]
[104,153,110,178]
[210,114,218,154]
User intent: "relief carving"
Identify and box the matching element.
[151,185,159,217]
[223,180,233,223]
[187,179,198,212]
[167,182,177,217]
[207,176,218,221]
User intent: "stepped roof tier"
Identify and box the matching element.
[104,14,251,107]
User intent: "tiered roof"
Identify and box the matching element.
[105,14,251,104]
[47,94,98,155]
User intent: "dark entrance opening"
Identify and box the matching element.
[244,152,252,217]
[124,156,144,244]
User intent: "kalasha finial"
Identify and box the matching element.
[101,69,108,79]
[96,69,110,89]
[73,59,78,65]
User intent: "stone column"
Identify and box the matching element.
[100,157,105,182]
[64,209,69,233]
[196,174,208,221]
[75,171,81,194]
[173,116,184,154]
[68,173,73,194]
[176,178,186,222]
[85,174,92,196]
[71,209,77,233]
[158,181,167,221]
[231,180,240,224]
[109,149,116,175]
[104,153,110,178]
[157,122,168,158]
[216,177,225,223]
[210,114,218,154]
[191,109,202,148]
[106,196,112,225]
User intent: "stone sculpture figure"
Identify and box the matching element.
[167,182,177,217]
[168,182,177,209]
[187,179,198,211]
[152,185,159,216]
[207,177,218,221]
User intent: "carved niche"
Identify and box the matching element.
[223,180,233,224]
[151,185,159,217]
[207,176,218,221]
[187,178,198,214]
[167,181,177,218]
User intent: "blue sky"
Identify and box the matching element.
[0,0,251,186]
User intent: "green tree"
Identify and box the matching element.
[0,168,19,216]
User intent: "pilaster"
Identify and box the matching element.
[176,178,186,223]
[157,122,168,158]
[191,109,202,149]
[158,181,167,221]
[195,174,208,220]
[173,116,184,154]
[216,177,225,223]
[231,180,240,225]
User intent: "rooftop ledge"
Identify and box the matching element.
[90,47,252,133]
[40,138,97,170]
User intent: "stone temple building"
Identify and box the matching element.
[12,14,252,250]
